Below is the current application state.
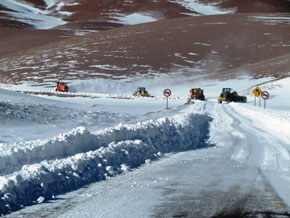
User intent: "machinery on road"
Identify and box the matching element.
[218,88,247,103]
[189,88,205,100]
[55,82,69,92]
[133,87,150,97]
[186,88,205,104]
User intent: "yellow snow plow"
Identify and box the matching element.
[133,87,150,97]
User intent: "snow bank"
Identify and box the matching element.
[0,112,212,214]
[257,77,290,111]
[231,104,290,145]
[242,77,290,111]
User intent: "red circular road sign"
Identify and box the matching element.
[163,88,171,97]
[261,91,270,100]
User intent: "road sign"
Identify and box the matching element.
[163,89,171,109]
[261,91,270,100]
[163,89,171,97]
[253,87,262,97]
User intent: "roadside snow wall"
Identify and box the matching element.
[0,113,212,215]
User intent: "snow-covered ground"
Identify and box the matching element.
[0,74,290,216]
[0,0,289,215]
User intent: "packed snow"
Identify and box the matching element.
[0,85,211,213]
[0,111,212,212]
[0,74,290,215]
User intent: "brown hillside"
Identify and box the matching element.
[0,13,289,86]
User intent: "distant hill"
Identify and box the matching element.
[0,0,289,86]
[1,0,289,31]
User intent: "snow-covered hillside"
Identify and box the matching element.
[1,0,289,31]
[0,0,223,30]
[1,0,290,216]
[0,0,69,29]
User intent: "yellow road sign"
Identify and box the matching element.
[253,86,262,97]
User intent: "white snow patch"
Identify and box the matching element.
[0,0,68,29]
[169,0,236,15]
[250,15,290,25]
[112,13,157,25]
[89,65,127,71]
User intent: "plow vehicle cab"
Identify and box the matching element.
[218,88,247,103]
[55,82,69,92]
[189,88,205,100]
[133,87,150,97]
[186,88,205,104]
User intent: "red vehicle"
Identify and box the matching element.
[189,88,205,101]
[55,82,69,92]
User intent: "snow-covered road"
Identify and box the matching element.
[4,99,290,217]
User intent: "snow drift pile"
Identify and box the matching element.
[0,111,212,214]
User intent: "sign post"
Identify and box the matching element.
[163,88,172,109]
[261,91,270,109]
[253,87,262,107]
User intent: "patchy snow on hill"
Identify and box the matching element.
[0,0,237,30]
[112,13,158,25]
[0,0,68,29]
[169,0,236,15]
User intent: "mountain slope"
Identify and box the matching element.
[1,0,290,30]
[1,13,289,86]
